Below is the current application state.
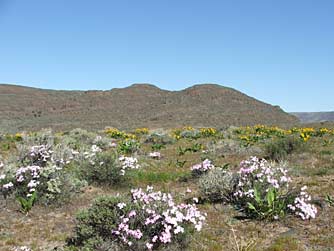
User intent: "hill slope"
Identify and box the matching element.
[0,83,299,132]
[292,112,334,123]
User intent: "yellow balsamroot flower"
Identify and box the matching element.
[171,128,182,139]
[236,125,334,143]
[318,128,330,136]
[13,133,23,141]
[134,128,149,135]
[125,133,137,140]
[200,127,217,137]
[105,127,126,138]
[105,127,137,139]
[239,135,253,146]
[300,132,311,142]
[183,126,194,131]
[320,128,329,133]
[5,133,23,141]
[239,135,251,142]
[239,125,288,138]
[299,128,315,139]
[254,124,265,131]
[289,127,300,134]
[105,127,118,134]
[301,127,315,134]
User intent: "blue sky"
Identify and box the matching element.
[0,0,333,112]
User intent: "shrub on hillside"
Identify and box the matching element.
[61,129,114,150]
[264,136,305,161]
[21,129,55,147]
[79,151,140,186]
[209,139,263,157]
[180,129,201,140]
[64,128,97,144]
[144,132,175,146]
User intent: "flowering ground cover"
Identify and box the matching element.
[0,126,333,250]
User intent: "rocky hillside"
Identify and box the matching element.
[0,83,299,132]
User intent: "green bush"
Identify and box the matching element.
[38,168,87,205]
[180,130,201,139]
[118,139,140,154]
[264,136,305,161]
[144,132,175,146]
[151,143,165,151]
[66,196,124,250]
[79,151,126,186]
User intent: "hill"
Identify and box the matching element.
[0,83,299,132]
[292,112,334,123]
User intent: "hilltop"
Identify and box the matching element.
[292,111,334,123]
[0,83,299,132]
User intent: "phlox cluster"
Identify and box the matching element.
[83,144,102,165]
[112,186,205,250]
[1,144,79,198]
[149,152,161,159]
[119,155,140,175]
[15,165,41,197]
[190,159,215,175]
[12,246,32,251]
[234,156,317,220]
[28,144,76,169]
[29,145,52,164]
[234,156,291,198]
[288,186,317,220]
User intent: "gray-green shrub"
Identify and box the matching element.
[199,169,236,202]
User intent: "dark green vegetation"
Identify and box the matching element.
[0,125,333,251]
[0,83,299,133]
[264,135,306,161]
